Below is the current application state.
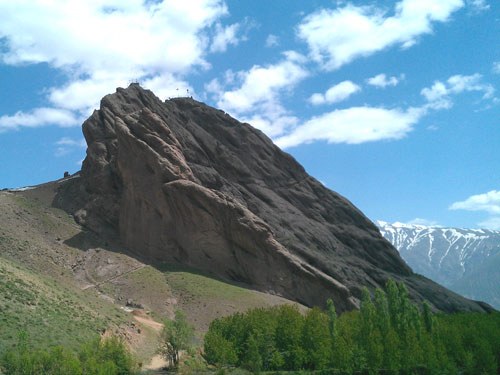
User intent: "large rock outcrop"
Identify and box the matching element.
[61,84,491,313]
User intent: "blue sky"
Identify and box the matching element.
[0,0,499,229]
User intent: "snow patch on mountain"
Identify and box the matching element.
[377,221,500,309]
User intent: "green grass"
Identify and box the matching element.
[158,263,303,336]
[161,264,252,301]
[0,257,129,355]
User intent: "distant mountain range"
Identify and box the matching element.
[377,221,500,309]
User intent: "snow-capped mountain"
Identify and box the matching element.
[377,221,500,309]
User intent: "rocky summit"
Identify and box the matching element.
[56,84,492,313]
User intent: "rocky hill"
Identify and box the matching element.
[377,221,500,309]
[55,84,492,313]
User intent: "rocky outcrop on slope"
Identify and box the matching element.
[57,84,492,313]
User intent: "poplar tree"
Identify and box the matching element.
[374,288,390,336]
[422,301,434,334]
[326,298,338,341]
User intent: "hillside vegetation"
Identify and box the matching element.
[0,183,303,370]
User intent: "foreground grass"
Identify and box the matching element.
[0,257,128,355]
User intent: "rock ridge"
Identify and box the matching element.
[58,84,492,313]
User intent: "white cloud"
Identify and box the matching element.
[421,73,495,109]
[210,22,241,53]
[406,218,440,226]
[206,51,308,138]
[0,1,227,71]
[467,0,490,12]
[450,190,500,230]
[493,62,500,74]
[56,137,86,147]
[0,0,229,129]
[309,80,361,105]
[0,108,79,132]
[54,137,87,157]
[215,51,309,114]
[275,106,423,148]
[297,0,464,70]
[265,34,279,48]
[366,73,403,88]
[141,73,193,100]
[241,111,299,138]
[450,190,500,215]
[478,217,500,230]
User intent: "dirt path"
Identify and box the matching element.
[81,264,146,290]
[143,354,169,371]
[132,313,164,332]
[131,311,169,371]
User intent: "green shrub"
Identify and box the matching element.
[0,331,136,375]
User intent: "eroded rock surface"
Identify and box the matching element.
[59,84,492,313]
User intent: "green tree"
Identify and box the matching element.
[159,310,194,368]
[79,336,135,374]
[203,329,238,367]
[302,307,331,370]
[1,332,135,375]
[386,279,401,332]
[274,304,304,370]
[241,333,262,373]
[374,288,390,337]
[97,336,134,374]
[326,298,338,340]
[422,301,434,334]
[383,327,401,372]
[359,288,383,372]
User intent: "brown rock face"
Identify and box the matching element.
[67,84,491,312]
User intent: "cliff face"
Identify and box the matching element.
[66,84,491,312]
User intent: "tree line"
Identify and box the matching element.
[204,280,500,374]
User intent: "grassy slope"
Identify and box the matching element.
[0,181,303,366]
[0,189,130,354]
[0,256,126,353]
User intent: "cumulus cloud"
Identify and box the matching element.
[309,81,361,105]
[478,217,500,231]
[367,73,403,88]
[265,34,279,48]
[240,111,299,138]
[0,108,79,132]
[275,106,423,148]
[467,0,490,12]
[0,0,230,129]
[210,22,241,53]
[450,190,500,230]
[54,137,87,157]
[205,51,308,137]
[297,0,464,71]
[215,51,308,113]
[421,73,495,109]
[450,190,500,215]
[406,218,440,226]
[493,62,500,74]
